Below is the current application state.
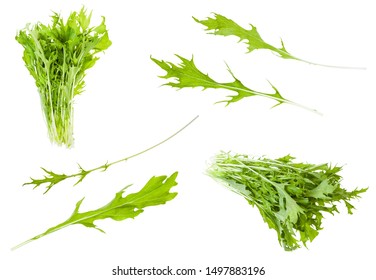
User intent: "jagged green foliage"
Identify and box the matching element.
[13,173,178,250]
[194,13,364,69]
[207,152,367,251]
[194,14,295,59]
[152,55,319,113]
[23,116,198,193]
[16,7,112,147]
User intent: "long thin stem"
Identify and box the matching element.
[25,115,199,193]
[79,115,199,173]
[272,46,367,70]
[219,83,322,115]
[297,58,367,70]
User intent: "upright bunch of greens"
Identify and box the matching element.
[13,173,178,250]
[16,8,112,147]
[194,13,365,69]
[151,55,319,114]
[207,152,367,250]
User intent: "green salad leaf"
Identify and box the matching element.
[152,55,319,114]
[16,7,112,147]
[23,116,198,193]
[194,13,365,69]
[207,152,367,251]
[13,172,178,250]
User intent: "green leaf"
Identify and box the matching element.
[152,55,319,114]
[152,55,217,89]
[23,116,198,193]
[275,187,303,224]
[94,16,109,34]
[23,168,69,192]
[94,31,112,52]
[13,173,178,250]
[194,13,365,69]
[78,7,92,30]
[306,179,338,199]
[194,14,292,58]
[207,152,367,251]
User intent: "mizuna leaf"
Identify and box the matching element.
[194,14,292,58]
[194,13,365,69]
[207,152,367,251]
[306,179,338,199]
[151,55,320,114]
[13,172,178,250]
[23,116,198,193]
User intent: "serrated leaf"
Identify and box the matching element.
[275,187,303,224]
[152,55,218,89]
[306,179,338,199]
[194,13,365,69]
[78,7,92,30]
[23,116,198,193]
[94,28,112,51]
[152,55,318,113]
[13,172,178,250]
[194,14,293,59]
[23,168,69,193]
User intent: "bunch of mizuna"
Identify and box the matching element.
[16,8,111,147]
[207,153,367,250]
[15,9,366,251]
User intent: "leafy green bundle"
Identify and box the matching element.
[207,152,367,251]
[13,173,178,250]
[16,8,112,147]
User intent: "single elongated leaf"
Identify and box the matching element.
[23,116,198,193]
[152,55,319,114]
[194,13,365,69]
[194,13,292,59]
[13,172,178,250]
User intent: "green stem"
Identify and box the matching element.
[296,58,366,70]
[79,115,199,174]
[35,115,199,193]
[272,45,366,70]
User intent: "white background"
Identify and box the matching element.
[0,0,375,279]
